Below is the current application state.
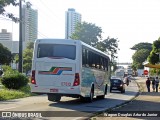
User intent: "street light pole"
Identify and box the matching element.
[18,0,23,73]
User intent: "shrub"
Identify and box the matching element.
[2,65,19,76]
[2,65,13,72]
[0,89,30,101]
[20,84,31,93]
[1,73,29,90]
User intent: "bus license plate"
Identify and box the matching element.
[112,87,117,89]
[50,89,58,92]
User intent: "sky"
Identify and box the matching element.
[0,0,160,63]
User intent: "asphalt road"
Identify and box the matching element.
[0,77,139,120]
[93,77,160,120]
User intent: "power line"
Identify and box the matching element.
[0,15,48,38]
[21,19,48,38]
[28,0,63,24]
[0,2,52,39]
[39,0,63,22]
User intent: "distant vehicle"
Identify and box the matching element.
[30,39,111,102]
[127,69,133,75]
[127,65,132,69]
[115,69,125,78]
[117,66,124,69]
[110,77,125,93]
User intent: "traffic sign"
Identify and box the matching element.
[143,70,148,75]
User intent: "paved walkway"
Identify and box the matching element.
[93,77,160,120]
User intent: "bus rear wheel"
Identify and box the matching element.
[97,95,105,99]
[85,86,94,102]
[97,85,107,99]
[48,94,61,102]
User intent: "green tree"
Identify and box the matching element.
[131,63,137,71]
[70,22,102,47]
[131,42,152,69]
[0,43,12,65]
[23,49,33,73]
[0,0,31,22]
[14,54,19,64]
[0,0,19,22]
[96,37,119,61]
[26,41,34,49]
[148,38,160,64]
[131,42,152,51]
[14,42,34,73]
[132,49,150,69]
[23,42,34,73]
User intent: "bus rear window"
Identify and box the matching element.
[37,44,76,60]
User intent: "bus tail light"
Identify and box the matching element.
[31,70,36,84]
[73,73,80,86]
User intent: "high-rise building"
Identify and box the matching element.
[65,8,81,39]
[0,29,12,41]
[22,4,38,42]
[0,29,26,53]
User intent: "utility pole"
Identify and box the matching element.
[18,0,23,73]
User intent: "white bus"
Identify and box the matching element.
[30,39,111,102]
[127,69,133,75]
[115,69,125,78]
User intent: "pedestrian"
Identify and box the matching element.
[124,76,129,86]
[155,77,159,92]
[146,77,151,92]
[152,78,156,92]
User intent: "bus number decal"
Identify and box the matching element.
[61,82,71,86]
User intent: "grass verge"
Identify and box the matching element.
[0,85,37,101]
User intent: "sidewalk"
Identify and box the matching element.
[93,77,160,120]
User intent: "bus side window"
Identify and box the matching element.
[85,49,89,67]
[95,54,99,69]
[104,58,108,71]
[101,57,105,70]
[100,57,104,70]
[103,57,106,70]
[82,48,86,66]
[82,48,89,67]
[92,53,96,68]
[94,54,97,68]
[96,55,100,69]
[88,51,92,67]
[104,61,106,70]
